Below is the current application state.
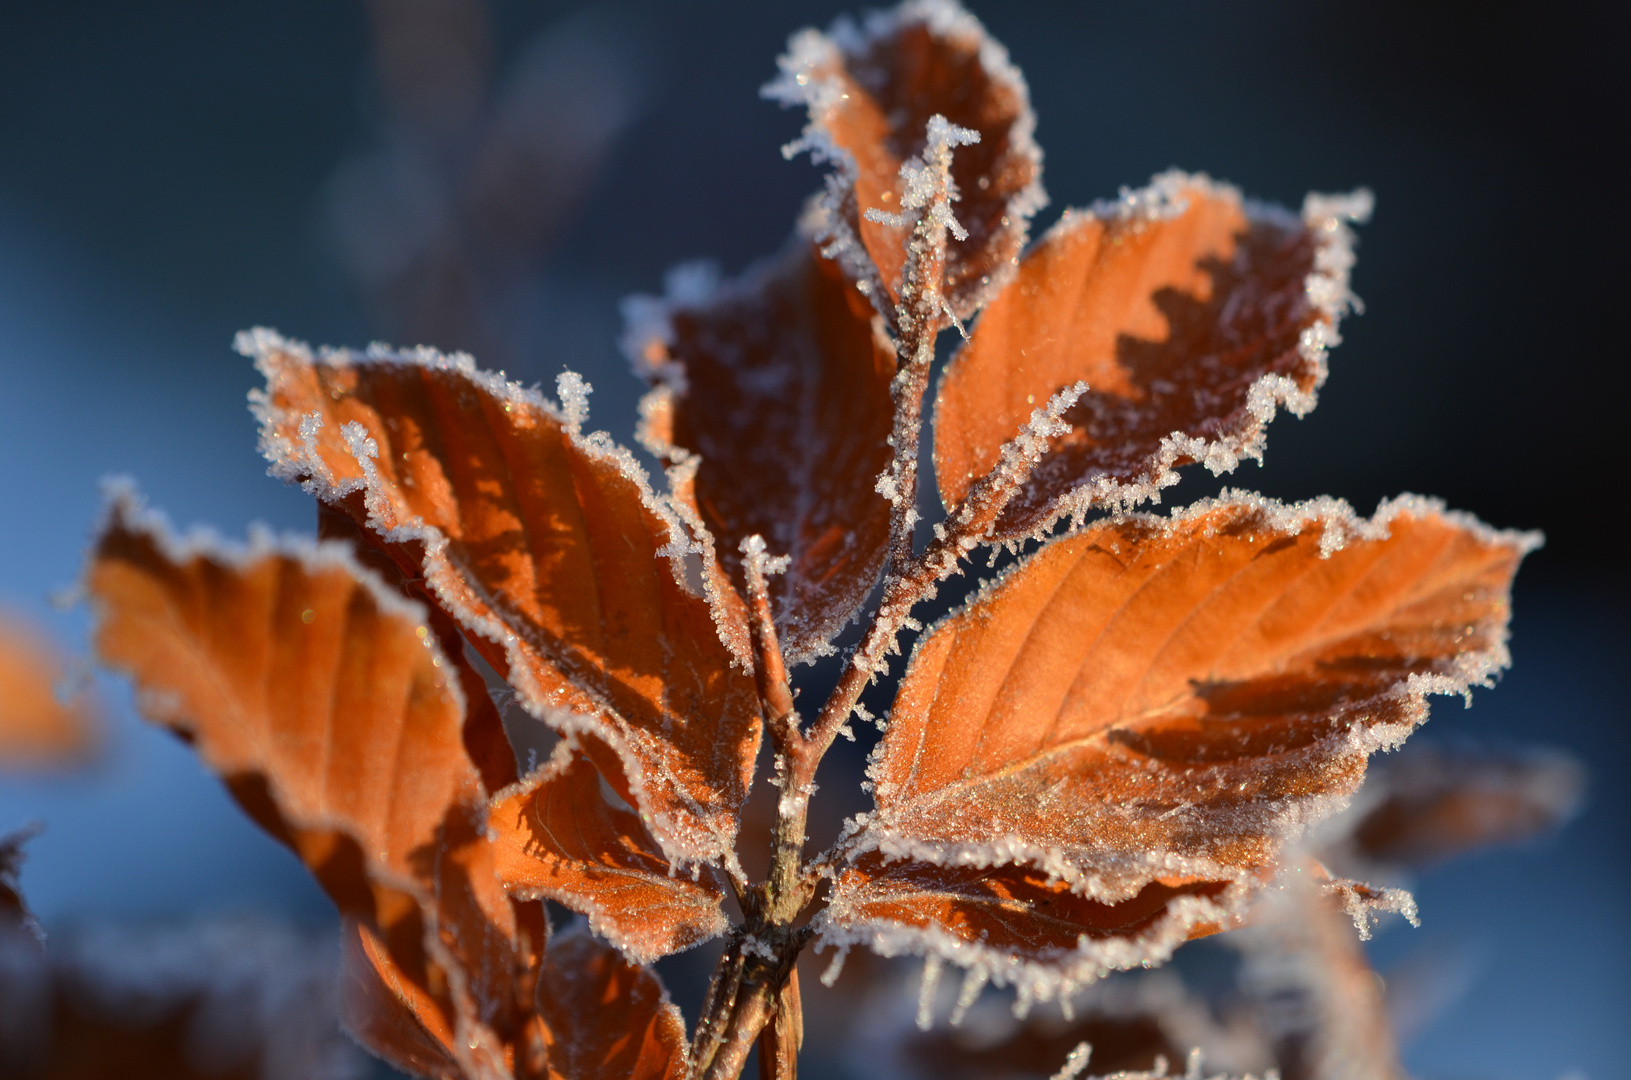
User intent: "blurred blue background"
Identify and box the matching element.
[1,2,1626,1077]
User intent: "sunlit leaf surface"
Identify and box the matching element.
[249,332,762,871]
[935,175,1369,538]
[824,494,1535,996]
[766,0,1045,321]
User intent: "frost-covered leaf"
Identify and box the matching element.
[246,330,762,873]
[85,491,518,1077]
[535,925,689,1080]
[1345,741,1585,869]
[0,614,99,770]
[766,0,1045,321]
[488,743,728,964]
[1236,872,1406,1080]
[845,964,1272,1080]
[934,174,1370,539]
[823,494,1534,999]
[628,244,896,662]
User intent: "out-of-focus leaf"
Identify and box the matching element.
[1348,742,1585,869]
[1236,873,1407,1080]
[0,614,99,770]
[1,825,43,943]
[331,2,642,371]
[628,244,895,662]
[85,491,517,1077]
[823,494,1535,1000]
[766,0,1045,321]
[488,743,728,964]
[0,917,368,1080]
[247,331,762,873]
[844,964,1272,1080]
[934,175,1370,539]
[535,925,689,1080]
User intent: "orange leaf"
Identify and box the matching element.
[934,174,1370,539]
[629,244,896,662]
[489,743,728,965]
[822,494,1535,998]
[246,331,763,873]
[767,0,1045,321]
[1347,742,1585,869]
[341,918,465,1080]
[535,925,689,1080]
[0,614,99,770]
[85,491,518,1075]
[317,502,519,795]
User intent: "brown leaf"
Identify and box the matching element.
[535,925,689,1080]
[766,0,1045,321]
[629,244,896,662]
[934,175,1370,539]
[1348,742,1585,869]
[0,614,99,770]
[85,491,518,1075]
[823,494,1535,997]
[340,918,464,1079]
[317,502,519,795]
[1,916,368,1080]
[488,742,728,964]
[246,331,762,873]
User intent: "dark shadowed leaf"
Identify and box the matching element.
[628,244,896,662]
[535,925,689,1080]
[246,331,762,873]
[766,0,1045,321]
[0,615,99,770]
[85,492,517,1077]
[488,743,728,964]
[934,175,1370,539]
[822,494,1534,998]
[1,825,43,944]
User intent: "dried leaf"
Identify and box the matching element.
[766,0,1045,321]
[317,502,519,795]
[535,925,689,1080]
[0,614,99,769]
[1348,741,1585,869]
[934,174,1370,539]
[488,742,728,964]
[246,330,762,873]
[628,244,896,662]
[85,491,518,1076]
[823,494,1535,1000]
[340,918,464,1079]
